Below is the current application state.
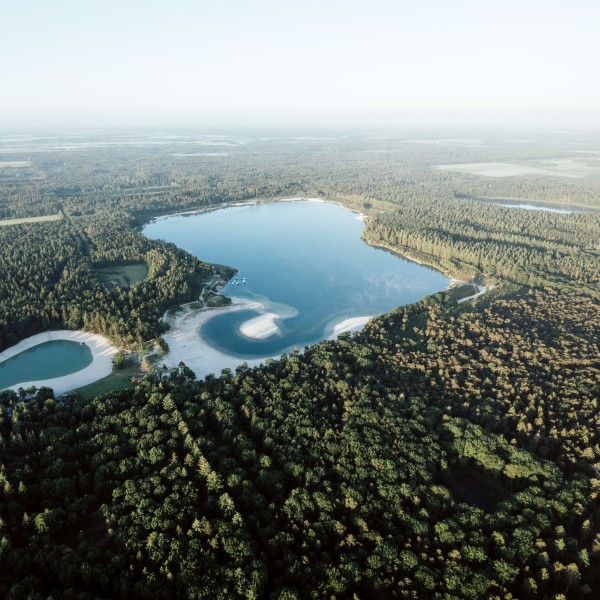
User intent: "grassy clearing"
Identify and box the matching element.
[0,213,62,227]
[166,304,187,317]
[447,283,479,302]
[93,263,148,290]
[74,363,139,400]
[205,293,231,307]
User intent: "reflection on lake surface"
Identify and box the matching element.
[143,201,449,358]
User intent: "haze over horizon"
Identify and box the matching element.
[4,0,600,130]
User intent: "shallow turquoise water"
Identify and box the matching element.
[0,340,93,390]
[144,201,449,358]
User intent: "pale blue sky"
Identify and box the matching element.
[3,0,600,128]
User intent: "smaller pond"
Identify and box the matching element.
[457,194,580,214]
[499,203,574,214]
[0,340,93,390]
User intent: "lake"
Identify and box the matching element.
[456,194,580,214]
[0,340,93,390]
[143,200,450,359]
[499,203,574,214]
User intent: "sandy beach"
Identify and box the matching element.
[160,299,373,378]
[160,298,269,378]
[0,330,118,395]
[328,316,372,339]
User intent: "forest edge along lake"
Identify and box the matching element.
[1,200,451,395]
[143,199,450,378]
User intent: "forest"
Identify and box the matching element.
[0,131,599,598]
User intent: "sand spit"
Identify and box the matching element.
[239,312,280,340]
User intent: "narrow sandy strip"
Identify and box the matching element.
[328,316,372,339]
[239,312,280,340]
[0,330,118,395]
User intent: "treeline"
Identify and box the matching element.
[0,287,598,598]
[365,196,600,289]
[2,135,600,226]
[0,214,212,351]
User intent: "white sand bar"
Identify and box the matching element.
[0,330,118,395]
[328,316,372,339]
[239,312,280,340]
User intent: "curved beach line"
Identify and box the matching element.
[328,316,372,339]
[0,330,118,395]
[161,297,272,378]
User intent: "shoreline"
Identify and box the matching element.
[160,297,270,377]
[0,330,118,395]
[361,238,465,288]
[327,316,372,339]
[140,195,368,230]
[160,299,374,378]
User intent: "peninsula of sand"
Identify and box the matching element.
[0,330,118,395]
[159,296,373,380]
[161,298,270,377]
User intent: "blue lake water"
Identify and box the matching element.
[500,203,574,214]
[143,201,449,358]
[0,340,93,390]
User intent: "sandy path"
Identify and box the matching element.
[457,284,497,304]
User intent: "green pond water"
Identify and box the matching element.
[0,340,93,390]
[144,200,450,358]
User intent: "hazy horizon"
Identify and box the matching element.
[4,0,600,130]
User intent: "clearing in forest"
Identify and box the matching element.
[0,213,62,226]
[93,263,149,290]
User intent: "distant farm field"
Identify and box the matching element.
[0,213,62,226]
[435,157,600,178]
[0,160,30,168]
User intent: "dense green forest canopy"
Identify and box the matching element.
[0,130,599,598]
